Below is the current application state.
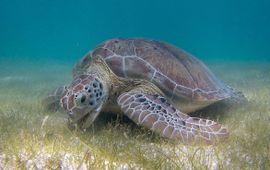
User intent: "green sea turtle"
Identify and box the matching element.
[45,38,246,145]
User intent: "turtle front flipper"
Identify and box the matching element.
[117,89,229,145]
[43,86,67,112]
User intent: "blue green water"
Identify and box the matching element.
[1,0,270,64]
[1,1,270,168]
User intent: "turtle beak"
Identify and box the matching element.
[68,107,89,122]
[81,101,104,130]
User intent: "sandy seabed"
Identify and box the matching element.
[0,59,269,169]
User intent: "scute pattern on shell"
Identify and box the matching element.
[76,38,231,102]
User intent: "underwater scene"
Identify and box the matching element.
[0,0,270,169]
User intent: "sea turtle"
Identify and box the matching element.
[44,38,246,145]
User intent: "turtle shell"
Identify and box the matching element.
[75,38,231,102]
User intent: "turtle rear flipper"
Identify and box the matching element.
[43,86,67,112]
[230,88,247,104]
[223,85,247,105]
[117,88,228,145]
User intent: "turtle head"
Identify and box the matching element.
[60,74,107,129]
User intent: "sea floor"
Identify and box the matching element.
[0,58,269,169]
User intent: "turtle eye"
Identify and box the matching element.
[74,93,87,106]
[80,95,86,103]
